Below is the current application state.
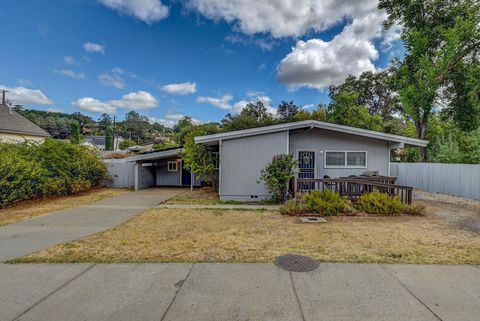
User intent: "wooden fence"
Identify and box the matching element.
[390,163,480,201]
[294,177,413,204]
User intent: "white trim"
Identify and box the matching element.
[324,150,368,169]
[296,149,317,179]
[195,120,428,147]
[167,161,178,172]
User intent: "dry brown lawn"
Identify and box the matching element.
[0,187,130,227]
[14,207,480,264]
[165,187,221,205]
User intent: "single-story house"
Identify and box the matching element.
[82,135,124,151]
[0,103,50,143]
[106,120,427,201]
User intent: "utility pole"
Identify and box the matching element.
[112,115,116,151]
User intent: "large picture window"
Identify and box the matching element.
[325,151,367,168]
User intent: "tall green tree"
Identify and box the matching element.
[277,101,299,123]
[105,126,114,151]
[221,101,275,131]
[69,120,81,145]
[98,113,112,131]
[380,0,480,160]
[326,91,384,131]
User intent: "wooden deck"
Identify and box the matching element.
[293,176,413,204]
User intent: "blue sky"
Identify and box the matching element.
[0,0,402,127]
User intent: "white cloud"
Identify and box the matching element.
[54,69,86,80]
[196,94,233,110]
[196,93,275,114]
[0,85,53,105]
[109,91,158,109]
[72,97,117,113]
[149,113,201,128]
[98,73,125,89]
[72,91,158,113]
[83,42,105,54]
[185,0,379,38]
[277,12,386,90]
[100,0,169,25]
[63,56,76,65]
[161,82,197,95]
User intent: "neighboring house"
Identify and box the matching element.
[126,144,154,153]
[0,103,49,143]
[81,135,124,151]
[105,120,427,200]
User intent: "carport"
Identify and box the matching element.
[104,148,202,191]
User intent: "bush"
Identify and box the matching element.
[280,189,347,216]
[0,139,107,208]
[402,203,426,216]
[355,192,403,215]
[259,154,298,203]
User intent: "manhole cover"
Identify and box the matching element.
[274,254,319,272]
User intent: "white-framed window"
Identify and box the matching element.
[167,161,178,172]
[324,151,367,168]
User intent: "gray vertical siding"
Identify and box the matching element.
[103,160,135,188]
[289,128,390,178]
[220,131,289,201]
[156,158,181,186]
[391,163,480,200]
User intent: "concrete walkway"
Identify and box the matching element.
[156,204,280,210]
[1,263,479,321]
[0,188,181,262]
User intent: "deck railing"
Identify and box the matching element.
[293,177,413,204]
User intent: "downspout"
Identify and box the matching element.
[218,139,222,197]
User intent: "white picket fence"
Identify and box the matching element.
[390,163,480,200]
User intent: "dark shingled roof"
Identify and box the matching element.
[0,104,50,137]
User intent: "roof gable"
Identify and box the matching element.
[0,104,49,137]
[195,120,428,147]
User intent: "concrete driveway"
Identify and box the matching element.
[0,188,182,262]
[1,263,479,321]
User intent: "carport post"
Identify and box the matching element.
[134,163,139,191]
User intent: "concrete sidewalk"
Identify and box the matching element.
[0,188,181,262]
[1,263,479,321]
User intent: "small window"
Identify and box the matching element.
[167,161,178,172]
[325,151,367,168]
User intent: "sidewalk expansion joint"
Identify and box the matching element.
[289,271,306,321]
[379,265,443,321]
[11,263,97,321]
[160,263,195,321]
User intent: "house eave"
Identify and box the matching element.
[194,120,428,148]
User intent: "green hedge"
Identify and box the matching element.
[280,189,348,216]
[0,139,107,208]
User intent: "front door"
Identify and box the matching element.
[298,151,315,191]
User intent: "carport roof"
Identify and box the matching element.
[124,148,183,162]
[195,120,428,147]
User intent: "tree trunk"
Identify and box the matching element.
[415,121,428,161]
